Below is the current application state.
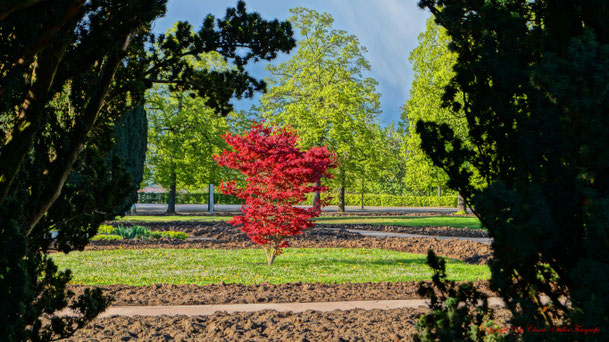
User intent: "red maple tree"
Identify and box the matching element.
[214,122,337,265]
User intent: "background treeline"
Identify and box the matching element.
[138,192,458,207]
[142,9,467,209]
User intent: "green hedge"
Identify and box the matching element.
[137,192,242,204]
[138,192,457,207]
[318,194,458,207]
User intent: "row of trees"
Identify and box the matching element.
[144,8,468,213]
[138,2,609,337]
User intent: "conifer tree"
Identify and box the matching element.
[417,0,609,337]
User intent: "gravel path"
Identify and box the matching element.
[60,298,506,318]
[339,228,492,244]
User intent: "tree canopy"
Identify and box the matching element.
[145,84,247,211]
[109,103,148,216]
[257,7,386,211]
[401,17,462,194]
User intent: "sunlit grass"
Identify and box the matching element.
[314,216,483,229]
[52,248,489,286]
[115,215,232,222]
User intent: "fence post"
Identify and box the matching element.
[209,183,214,214]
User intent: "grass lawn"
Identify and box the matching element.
[116,215,482,229]
[314,216,482,229]
[52,248,489,286]
[115,215,232,222]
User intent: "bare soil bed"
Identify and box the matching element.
[95,222,491,264]
[68,280,493,306]
[63,221,497,341]
[317,223,488,238]
[116,220,487,238]
[63,306,510,342]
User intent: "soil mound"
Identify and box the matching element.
[68,280,493,306]
[318,223,488,238]
[63,306,510,341]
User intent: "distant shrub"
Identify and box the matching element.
[150,231,188,240]
[138,188,457,207]
[91,235,123,241]
[115,225,150,239]
[302,194,458,207]
[137,191,457,207]
[97,224,117,235]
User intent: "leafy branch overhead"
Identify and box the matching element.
[142,1,296,115]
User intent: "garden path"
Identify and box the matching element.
[337,229,493,244]
[61,298,506,317]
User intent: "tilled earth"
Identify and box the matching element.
[63,306,511,342]
[68,280,494,306]
[61,221,496,341]
[317,223,488,238]
[114,220,488,238]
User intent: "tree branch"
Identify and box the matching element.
[26,32,133,235]
[0,23,75,207]
[0,0,45,22]
[0,0,85,96]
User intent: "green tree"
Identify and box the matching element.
[402,17,467,202]
[109,103,148,215]
[418,0,609,338]
[258,7,384,211]
[0,1,295,339]
[368,122,408,197]
[352,122,406,207]
[145,85,244,213]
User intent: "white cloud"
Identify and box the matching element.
[326,0,429,122]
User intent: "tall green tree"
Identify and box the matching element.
[369,122,408,197]
[258,7,383,211]
[109,103,148,215]
[351,122,406,207]
[0,1,294,339]
[417,0,609,337]
[145,85,244,213]
[401,17,467,202]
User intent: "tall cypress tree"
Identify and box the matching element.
[109,104,147,215]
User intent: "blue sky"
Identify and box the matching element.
[152,1,430,126]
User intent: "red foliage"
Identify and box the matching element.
[214,122,337,264]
